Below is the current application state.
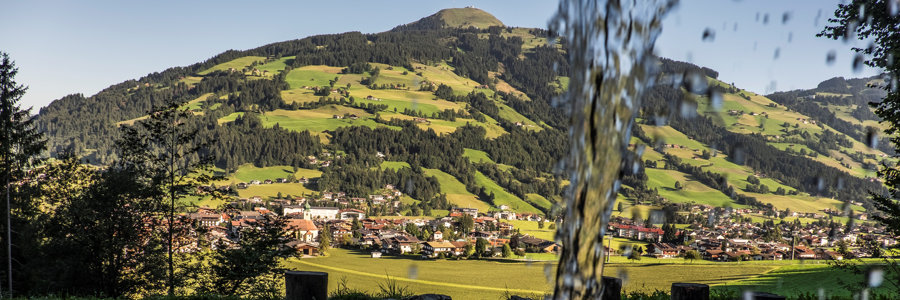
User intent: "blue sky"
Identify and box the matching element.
[0,0,880,109]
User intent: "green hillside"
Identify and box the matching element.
[36,7,889,220]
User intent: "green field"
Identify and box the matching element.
[645,168,744,208]
[524,193,553,211]
[238,183,315,199]
[473,170,541,213]
[716,263,893,297]
[256,56,294,76]
[285,65,343,89]
[282,248,880,298]
[229,164,322,183]
[198,56,266,75]
[501,220,555,240]
[285,249,553,299]
[381,161,411,171]
[463,148,494,164]
[422,168,491,212]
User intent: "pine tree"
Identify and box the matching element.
[0,52,45,295]
[319,225,331,256]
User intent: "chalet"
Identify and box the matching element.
[286,240,319,256]
[276,178,288,183]
[263,179,273,184]
[414,117,429,123]
[236,182,248,189]
[387,235,421,254]
[189,213,223,227]
[348,114,359,120]
[370,251,382,258]
[423,241,456,257]
[250,180,261,185]
[298,177,309,184]
[648,243,680,258]
[518,235,560,253]
[332,114,344,119]
[432,230,443,241]
[794,246,817,259]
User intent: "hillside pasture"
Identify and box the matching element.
[422,168,491,212]
[254,106,388,133]
[380,112,506,138]
[237,183,316,199]
[198,56,266,75]
[645,168,743,208]
[380,161,410,171]
[255,56,294,76]
[473,170,541,213]
[284,65,343,89]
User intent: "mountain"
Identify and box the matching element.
[393,7,504,31]
[35,8,889,220]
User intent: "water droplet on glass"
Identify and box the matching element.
[620,244,633,257]
[407,264,418,279]
[732,146,747,165]
[858,4,867,21]
[837,177,845,191]
[815,176,826,192]
[868,268,884,287]
[774,48,781,60]
[702,28,716,42]
[616,268,629,285]
[853,54,865,73]
[544,264,553,283]
[405,178,415,195]
[743,290,755,300]
[733,23,738,31]
[649,209,665,224]
[818,288,826,300]
[763,13,770,24]
[680,98,698,118]
[755,12,760,22]
[815,9,823,27]
[844,21,859,42]
[782,12,791,24]
[708,89,723,111]
[826,50,837,65]
[866,128,880,148]
[890,0,900,17]
[684,71,708,94]
[787,32,793,43]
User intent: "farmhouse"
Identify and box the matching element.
[423,241,456,257]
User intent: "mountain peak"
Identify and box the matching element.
[394,7,504,31]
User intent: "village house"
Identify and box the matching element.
[423,241,456,257]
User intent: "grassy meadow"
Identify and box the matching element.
[281,248,887,298]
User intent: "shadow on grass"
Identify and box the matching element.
[713,265,895,297]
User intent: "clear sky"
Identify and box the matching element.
[0,0,881,110]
